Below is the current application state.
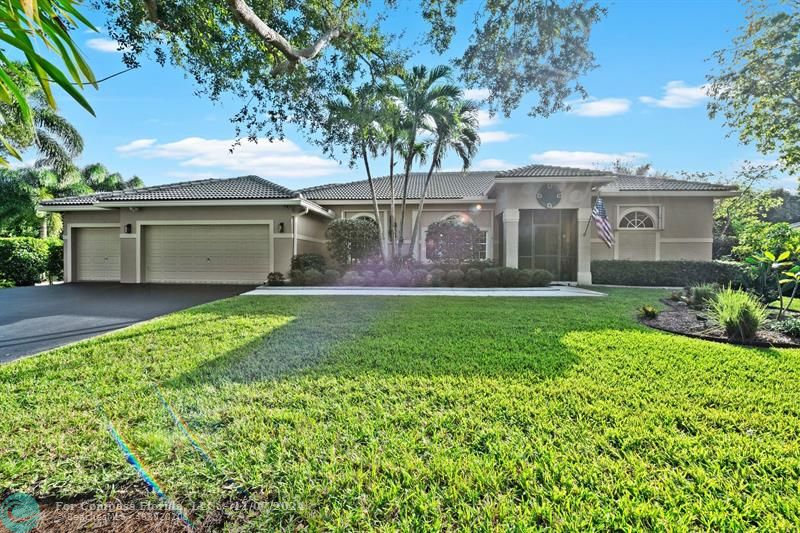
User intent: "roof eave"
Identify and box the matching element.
[38,204,108,212]
[600,190,739,197]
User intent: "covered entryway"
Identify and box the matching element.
[518,209,578,281]
[142,223,271,284]
[74,227,120,281]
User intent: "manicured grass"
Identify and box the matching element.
[1,289,799,529]
[769,297,800,313]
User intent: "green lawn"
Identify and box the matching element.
[1,289,799,530]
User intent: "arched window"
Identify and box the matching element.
[619,210,656,229]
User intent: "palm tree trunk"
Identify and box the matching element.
[362,144,387,263]
[39,217,48,239]
[398,120,418,259]
[388,143,396,260]
[409,140,442,257]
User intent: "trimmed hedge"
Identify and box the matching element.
[0,237,63,286]
[591,260,747,287]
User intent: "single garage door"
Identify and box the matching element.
[144,224,270,284]
[75,227,120,281]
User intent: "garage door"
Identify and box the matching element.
[75,227,120,281]
[144,224,270,284]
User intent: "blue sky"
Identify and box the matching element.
[49,0,788,189]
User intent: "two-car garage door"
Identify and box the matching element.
[143,224,271,284]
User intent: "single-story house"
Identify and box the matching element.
[40,164,737,285]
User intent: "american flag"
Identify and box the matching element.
[592,197,615,248]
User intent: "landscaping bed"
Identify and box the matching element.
[641,298,800,348]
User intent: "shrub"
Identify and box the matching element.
[340,271,364,286]
[770,317,800,338]
[291,253,326,272]
[412,269,429,287]
[430,268,446,287]
[690,283,718,307]
[515,269,533,287]
[0,237,49,286]
[445,269,464,287]
[424,218,482,264]
[325,218,380,265]
[498,267,518,288]
[362,270,377,286]
[638,305,659,319]
[708,287,768,340]
[288,269,305,286]
[303,268,324,286]
[481,267,499,287]
[591,260,747,287]
[267,272,285,286]
[378,269,395,286]
[0,279,13,288]
[45,239,63,282]
[323,269,341,285]
[395,269,413,287]
[465,268,482,287]
[529,269,553,287]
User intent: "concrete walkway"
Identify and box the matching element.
[243,285,606,297]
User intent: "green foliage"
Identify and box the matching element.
[394,269,413,287]
[3,290,800,529]
[429,268,446,287]
[707,1,800,173]
[291,253,327,273]
[340,271,365,286]
[708,287,768,340]
[690,283,718,308]
[412,269,429,287]
[326,218,380,265]
[288,269,305,286]
[464,268,482,287]
[267,272,285,286]
[45,238,63,282]
[591,260,747,287]
[0,278,13,288]
[0,237,49,285]
[303,268,324,286]
[425,218,482,264]
[497,267,519,288]
[378,269,395,286]
[481,267,499,287]
[445,269,464,287]
[323,269,341,285]
[98,1,602,146]
[529,269,554,287]
[769,316,800,338]
[638,305,659,319]
[733,222,800,260]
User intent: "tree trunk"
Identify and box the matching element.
[39,218,48,239]
[397,120,418,259]
[409,140,442,258]
[363,144,387,263]
[388,142,396,260]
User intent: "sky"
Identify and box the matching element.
[45,0,791,190]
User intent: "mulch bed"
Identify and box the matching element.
[640,299,800,349]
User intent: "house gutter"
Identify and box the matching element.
[292,204,311,256]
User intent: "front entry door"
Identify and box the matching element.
[518,209,577,281]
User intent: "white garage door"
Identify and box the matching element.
[75,227,120,281]
[144,224,271,284]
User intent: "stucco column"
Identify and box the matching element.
[577,207,592,285]
[503,208,520,268]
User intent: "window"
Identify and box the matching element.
[619,210,656,229]
[475,231,487,260]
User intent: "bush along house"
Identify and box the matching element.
[39,164,737,285]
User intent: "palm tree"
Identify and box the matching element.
[81,163,143,191]
[388,65,461,257]
[409,99,481,254]
[376,89,404,260]
[327,85,388,262]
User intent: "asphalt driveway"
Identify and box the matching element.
[0,283,252,362]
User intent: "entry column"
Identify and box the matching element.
[577,207,592,285]
[503,208,520,268]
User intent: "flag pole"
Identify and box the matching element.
[583,197,596,236]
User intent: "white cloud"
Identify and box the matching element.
[480,131,518,144]
[477,109,500,128]
[115,136,341,178]
[529,150,647,169]
[640,81,708,109]
[464,88,491,100]
[475,158,515,170]
[86,37,128,53]
[569,98,631,117]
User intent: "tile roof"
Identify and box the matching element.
[41,175,298,206]
[300,171,498,200]
[601,174,738,193]
[498,164,614,178]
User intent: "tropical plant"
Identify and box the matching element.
[709,286,768,340]
[638,305,659,319]
[690,283,718,308]
[424,218,481,264]
[326,218,380,265]
[0,0,97,166]
[409,98,481,253]
[81,163,144,191]
[326,85,387,261]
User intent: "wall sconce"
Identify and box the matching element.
[123,223,132,234]
[278,222,285,233]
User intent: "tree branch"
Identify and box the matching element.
[226,0,341,66]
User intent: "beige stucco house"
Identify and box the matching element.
[40,164,736,285]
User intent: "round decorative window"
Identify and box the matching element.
[536,184,562,208]
[619,210,656,229]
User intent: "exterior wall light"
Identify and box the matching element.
[123,224,132,234]
[278,222,285,233]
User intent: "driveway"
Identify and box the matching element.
[0,283,252,363]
